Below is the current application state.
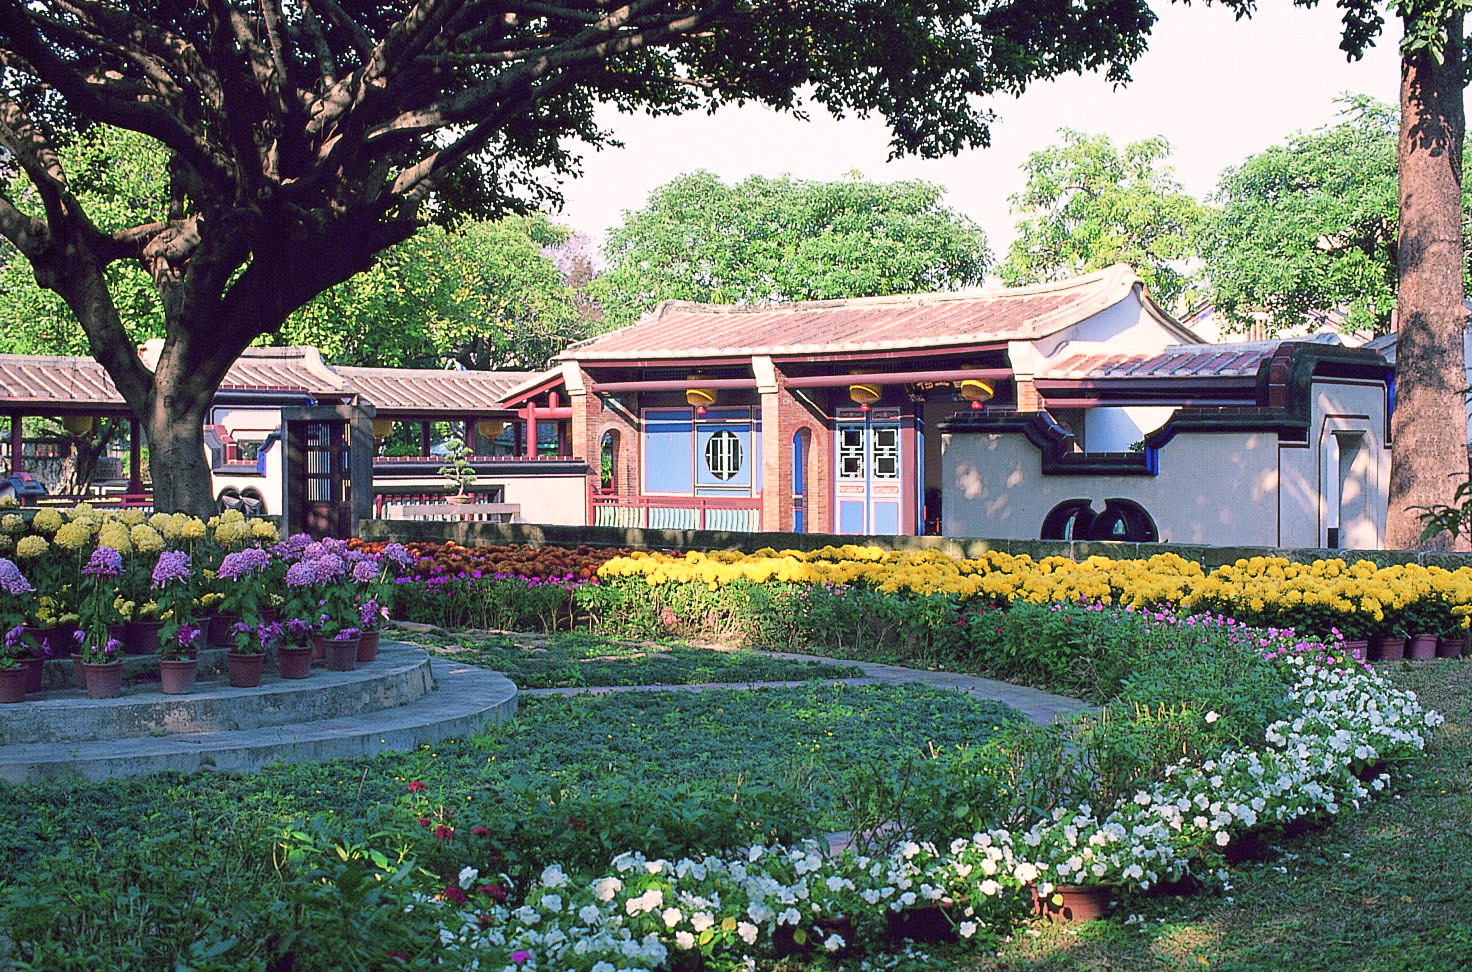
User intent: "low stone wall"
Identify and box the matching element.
[355,518,1472,569]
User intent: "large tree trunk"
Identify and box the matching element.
[1386,15,1470,550]
[144,392,216,518]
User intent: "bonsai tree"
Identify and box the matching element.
[437,438,477,500]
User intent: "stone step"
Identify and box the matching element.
[0,656,517,783]
[0,645,435,744]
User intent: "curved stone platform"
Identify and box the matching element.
[0,644,517,782]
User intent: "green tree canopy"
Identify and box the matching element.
[1199,96,1419,336]
[592,171,992,328]
[273,215,587,372]
[0,0,1184,513]
[0,125,166,354]
[1000,129,1207,310]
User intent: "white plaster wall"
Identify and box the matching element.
[942,428,1280,545]
[1279,379,1389,549]
[1083,407,1178,453]
[500,474,588,526]
[374,473,588,526]
[1032,290,1184,360]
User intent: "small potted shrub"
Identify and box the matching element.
[76,547,127,698]
[438,437,477,504]
[0,625,32,703]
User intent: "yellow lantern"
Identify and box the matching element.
[959,379,995,410]
[475,418,506,439]
[847,383,883,407]
[371,418,396,439]
[61,415,94,436]
[685,374,717,414]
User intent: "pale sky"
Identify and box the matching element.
[550,2,1402,258]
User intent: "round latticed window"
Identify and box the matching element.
[704,429,742,481]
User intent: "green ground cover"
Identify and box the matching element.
[0,679,1022,970]
[801,660,1472,972]
[400,628,866,688]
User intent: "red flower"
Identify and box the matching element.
[407,780,427,792]
[471,825,491,837]
[565,817,588,831]
[433,824,454,841]
[442,884,468,904]
[387,951,409,962]
[477,912,496,928]
[417,816,431,827]
[479,884,507,902]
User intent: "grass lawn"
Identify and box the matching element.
[396,627,866,688]
[848,659,1472,972]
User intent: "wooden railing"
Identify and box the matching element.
[592,495,761,532]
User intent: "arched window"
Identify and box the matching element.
[1041,499,1097,540]
[791,427,812,532]
[599,429,620,493]
[1090,499,1159,542]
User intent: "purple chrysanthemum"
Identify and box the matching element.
[257,620,283,649]
[284,617,312,640]
[285,561,318,588]
[4,624,26,649]
[350,560,378,584]
[358,597,384,629]
[176,623,201,647]
[151,550,191,588]
[311,553,346,582]
[0,557,34,595]
[83,546,124,578]
[217,547,272,580]
[380,543,412,566]
[271,533,313,561]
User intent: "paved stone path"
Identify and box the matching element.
[521,649,1093,725]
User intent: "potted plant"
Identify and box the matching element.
[158,622,201,694]
[437,437,477,504]
[276,618,314,679]
[0,625,32,703]
[150,550,197,658]
[322,626,362,671]
[76,547,127,698]
[225,620,278,688]
[0,556,44,693]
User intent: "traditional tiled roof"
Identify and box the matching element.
[0,345,532,414]
[0,355,122,408]
[1039,335,1346,382]
[563,264,1195,361]
[336,366,537,414]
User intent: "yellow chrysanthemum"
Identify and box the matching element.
[130,524,165,554]
[213,521,244,546]
[1,513,25,535]
[250,519,279,541]
[97,523,133,555]
[30,508,63,535]
[15,534,48,559]
[54,521,91,550]
[181,517,207,539]
[120,508,147,526]
[148,512,173,533]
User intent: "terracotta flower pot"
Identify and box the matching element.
[1437,636,1466,659]
[1036,884,1116,924]
[277,645,313,679]
[226,651,265,688]
[0,666,29,703]
[18,655,44,694]
[81,660,125,699]
[23,624,74,660]
[356,630,380,663]
[324,635,360,672]
[1343,639,1369,663]
[158,657,199,695]
[1376,636,1406,661]
[207,613,241,650]
[1408,633,1439,661]
[70,652,85,688]
[125,620,165,655]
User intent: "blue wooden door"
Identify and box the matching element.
[834,411,902,534]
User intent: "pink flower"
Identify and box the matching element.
[407,780,426,792]
[442,884,468,904]
[510,951,531,965]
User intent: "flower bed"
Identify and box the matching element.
[589,546,1472,646]
[0,503,415,686]
[400,624,1442,970]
